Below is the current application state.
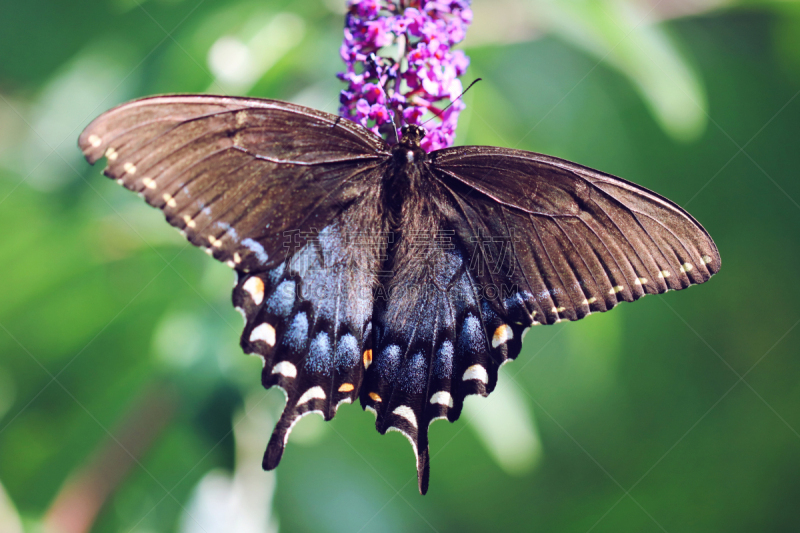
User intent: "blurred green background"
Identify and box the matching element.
[2,0,800,531]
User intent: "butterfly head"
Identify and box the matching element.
[400,124,426,148]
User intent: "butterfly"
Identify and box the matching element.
[79,95,719,494]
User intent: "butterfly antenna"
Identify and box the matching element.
[386,106,400,145]
[368,53,401,144]
[422,78,482,126]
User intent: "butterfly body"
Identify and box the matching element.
[80,95,719,494]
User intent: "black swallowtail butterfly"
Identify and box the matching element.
[80,95,719,494]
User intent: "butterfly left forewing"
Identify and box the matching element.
[80,95,390,272]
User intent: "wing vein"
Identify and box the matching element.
[499,206,541,322]
[552,217,600,310]
[527,213,578,321]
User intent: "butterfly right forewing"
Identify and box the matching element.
[429,146,720,327]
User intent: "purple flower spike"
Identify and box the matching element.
[337,0,472,152]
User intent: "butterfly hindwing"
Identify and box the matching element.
[360,176,532,494]
[234,202,387,469]
[363,245,532,494]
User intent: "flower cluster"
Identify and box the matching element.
[338,0,472,152]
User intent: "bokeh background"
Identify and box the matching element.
[2,0,800,531]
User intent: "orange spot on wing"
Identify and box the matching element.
[338,383,355,393]
[363,349,373,369]
[369,392,382,402]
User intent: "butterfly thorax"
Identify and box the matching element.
[394,126,428,162]
[385,136,428,228]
